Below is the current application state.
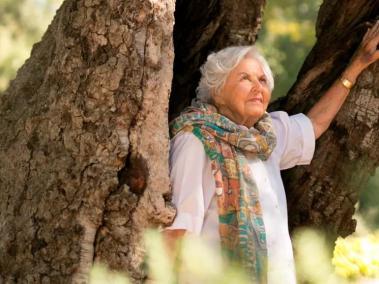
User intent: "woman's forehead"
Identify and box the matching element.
[233,57,265,76]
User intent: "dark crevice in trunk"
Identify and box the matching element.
[169,0,221,121]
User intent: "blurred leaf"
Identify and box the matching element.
[89,263,130,284]
[144,229,175,284]
[359,168,379,228]
[0,0,62,92]
[293,228,345,284]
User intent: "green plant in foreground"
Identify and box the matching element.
[89,228,379,284]
[89,263,130,284]
[143,229,250,284]
[293,228,346,284]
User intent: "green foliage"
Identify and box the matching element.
[293,228,346,284]
[90,264,130,284]
[144,229,250,284]
[256,0,322,100]
[359,168,379,229]
[90,229,251,284]
[90,228,379,284]
[0,0,61,91]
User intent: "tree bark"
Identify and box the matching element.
[269,0,379,238]
[0,0,176,282]
[1,0,378,282]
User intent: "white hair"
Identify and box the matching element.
[195,45,274,103]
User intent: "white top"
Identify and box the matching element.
[164,111,316,284]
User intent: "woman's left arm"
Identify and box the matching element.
[307,20,379,139]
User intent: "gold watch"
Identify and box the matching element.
[340,77,354,90]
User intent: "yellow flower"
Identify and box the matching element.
[332,231,379,280]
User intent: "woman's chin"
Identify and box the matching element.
[245,105,265,119]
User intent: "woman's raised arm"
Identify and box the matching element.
[307,20,379,139]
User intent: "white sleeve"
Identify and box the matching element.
[163,132,208,235]
[270,111,316,170]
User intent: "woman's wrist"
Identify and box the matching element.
[342,61,365,84]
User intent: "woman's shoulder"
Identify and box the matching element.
[268,110,293,124]
[267,111,316,169]
[268,111,313,137]
[171,130,200,144]
[170,131,206,157]
[268,110,312,123]
[267,111,290,137]
[169,130,210,174]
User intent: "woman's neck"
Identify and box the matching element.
[215,104,259,128]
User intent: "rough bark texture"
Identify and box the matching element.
[269,0,379,238]
[0,0,176,282]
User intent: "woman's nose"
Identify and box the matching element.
[250,77,264,92]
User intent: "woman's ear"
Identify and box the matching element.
[212,89,224,107]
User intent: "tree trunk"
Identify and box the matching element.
[0,0,265,282]
[0,0,176,282]
[1,0,378,282]
[270,1,379,238]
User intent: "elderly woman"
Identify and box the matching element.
[164,21,379,283]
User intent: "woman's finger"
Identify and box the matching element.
[365,26,375,40]
[373,20,379,34]
[369,20,379,32]
[369,23,379,44]
[362,29,370,42]
[368,23,378,37]
[373,50,379,63]
[371,21,379,35]
[364,21,379,42]
[367,32,379,50]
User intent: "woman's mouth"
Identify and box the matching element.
[247,97,263,104]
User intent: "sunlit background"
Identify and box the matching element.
[1,0,378,282]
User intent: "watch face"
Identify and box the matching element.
[341,78,353,89]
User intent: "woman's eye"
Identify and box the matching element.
[241,75,251,81]
[259,77,267,84]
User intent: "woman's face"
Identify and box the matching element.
[214,56,271,127]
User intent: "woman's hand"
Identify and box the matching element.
[349,20,379,71]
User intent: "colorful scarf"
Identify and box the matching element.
[169,100,277,283]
